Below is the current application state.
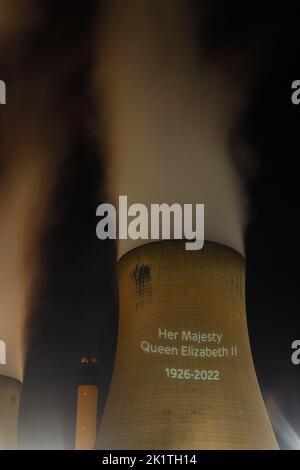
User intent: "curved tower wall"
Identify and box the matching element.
[97,241,278,449]
[0,376,22,449]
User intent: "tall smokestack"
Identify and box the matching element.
[95,0,278,449]
[75,358,99,450]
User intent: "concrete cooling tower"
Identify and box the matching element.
[97,240,278,449]
[0,376,22,449]
[96,0,279,450]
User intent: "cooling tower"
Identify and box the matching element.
[0,376,22,449]
[75,358,99,450]
[97,240,278,449]
[96,0,279,450]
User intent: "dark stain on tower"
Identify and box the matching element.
[131,263,151,298]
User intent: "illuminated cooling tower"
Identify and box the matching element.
[96,0,279,450]
[75,358,99,450]
[0,376,22,449]
[98,240,278,449]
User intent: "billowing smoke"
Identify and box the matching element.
[0,0,99,386]
[266,396,300,449]
[95,0,255,258]
[0,75,70,381]
[0,0,41,53]
[0,0,77,382]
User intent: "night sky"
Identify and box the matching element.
[0,1,299,449]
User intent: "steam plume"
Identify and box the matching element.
[95,0,254,258]
[0,0,41,51]
[0,72,71,381]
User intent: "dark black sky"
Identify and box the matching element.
[246,46,300,447]
[0,1,298,449]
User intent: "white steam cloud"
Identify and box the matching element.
[0,79,69,381]
[96,0,251,258]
